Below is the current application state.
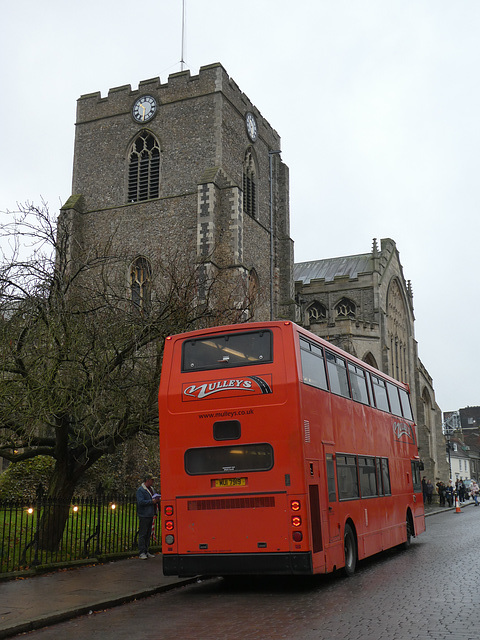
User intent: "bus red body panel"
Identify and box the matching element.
[159,321,425,576]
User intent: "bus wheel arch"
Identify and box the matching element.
[343,520,357,577]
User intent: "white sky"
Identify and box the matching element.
[1,0,479,412]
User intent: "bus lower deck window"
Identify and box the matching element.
[185,443,274,475]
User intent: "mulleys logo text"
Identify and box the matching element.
[184,379,254,399]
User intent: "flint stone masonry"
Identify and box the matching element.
[61,62,444,484]
[65,63,293,322]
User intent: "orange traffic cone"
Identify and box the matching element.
[455,495,461,513]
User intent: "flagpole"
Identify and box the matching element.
[180,0,186,71]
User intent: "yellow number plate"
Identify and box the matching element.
[214,477,247,487]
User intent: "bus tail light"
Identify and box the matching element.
[165,520,174,531]
[164,505,174,516]
[290,500,301,511]
[290,498,303,544]
[165,534,175,545]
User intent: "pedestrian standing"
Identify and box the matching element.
[445,481,454,507]
[422,476,428,504]
[136,473,161,559]
[471,480,479,506]
[436,481,446,507]
[426,480,434,505]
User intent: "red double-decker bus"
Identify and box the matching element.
[158,321,425,577]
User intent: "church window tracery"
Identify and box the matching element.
[130,256,152,311]
[386,279,409,382]
[335,298,356,319]
[308,301,327,323]
[127,132,160,202]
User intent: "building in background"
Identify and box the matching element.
[60,63,293,325]
[443,408,480,481]
[1,64,449,483]
[294,238,448,483]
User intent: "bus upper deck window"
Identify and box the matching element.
[182,330,273,372]
[399,388,414,421]
[386,382,402,417]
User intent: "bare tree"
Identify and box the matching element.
[0,202,250,549]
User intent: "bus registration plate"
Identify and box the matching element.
[213,477,247,487]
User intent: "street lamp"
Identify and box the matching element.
[443,411,459,481]
[269,150,281,321]
[446,434,452,481]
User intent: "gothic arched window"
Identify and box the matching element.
[363,352,378,370]
[307,301,327,323]
[335,297,356,319]
[130,257,152,311]
[127,132,160,202]
[386,278,409,383]
[243,149,257,218]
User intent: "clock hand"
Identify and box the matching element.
[140,104,146,120]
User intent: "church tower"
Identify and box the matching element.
[61,63,294,322]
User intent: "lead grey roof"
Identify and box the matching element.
[294,253,373,285]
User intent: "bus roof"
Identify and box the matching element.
[164,321,411,392]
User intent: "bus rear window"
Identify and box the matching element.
[185,444,274,474]
[182,330,272,371]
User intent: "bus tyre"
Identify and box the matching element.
[343,524,357,577]
[403,518,413,550]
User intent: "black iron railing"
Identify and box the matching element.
[0,494,161,574]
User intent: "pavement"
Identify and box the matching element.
[0,554,197,639]
[0,500,475,639]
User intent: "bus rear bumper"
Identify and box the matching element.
[163,552,313,576]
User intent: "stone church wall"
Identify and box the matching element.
[59,62,444,487]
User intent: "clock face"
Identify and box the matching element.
[132,95,157,123]
[245,112,258,142]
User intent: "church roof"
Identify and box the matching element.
[294,253,373,285]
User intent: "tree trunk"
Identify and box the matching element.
[37,463,77,552]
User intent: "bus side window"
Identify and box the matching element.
[326,454,336,502]
[411,460,422,492]
[376,458,383,495]
[358,456,377,497]
[336,454,359,500]
[299,338,328,391]
[325,351,350,399]
[381,458,391,495]
[371,375,389,412]
[386,382,402,417]
[348,363,370,405]
[399,388,414,421]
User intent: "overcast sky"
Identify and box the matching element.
[1,1,479,412]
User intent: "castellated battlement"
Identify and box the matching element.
[76,62,280,145]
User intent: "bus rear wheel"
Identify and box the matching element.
[343,523,357,577]
[402,517,413,550]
